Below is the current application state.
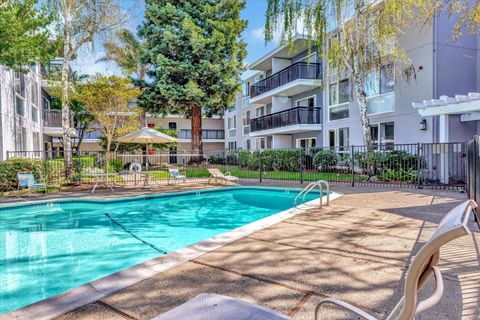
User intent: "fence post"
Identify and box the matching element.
[77,150,81,185]
[417,143,423,189]
[299,149,304,184]
[351,145,355,187]
[259,150,262,183]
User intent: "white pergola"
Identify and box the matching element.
[413,92,480,143]
[412,92,480,184]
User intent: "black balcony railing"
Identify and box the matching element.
[43,109,73,127]
[250,62,322,98]
[250,107,321,133]
[40,58,72,81]
[178,129,225,140]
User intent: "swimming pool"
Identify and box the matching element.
[0,187,321,314]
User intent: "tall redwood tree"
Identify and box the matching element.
[138,0,246,158]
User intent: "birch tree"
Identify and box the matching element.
[47,0,127,180]
[266,0,418,148]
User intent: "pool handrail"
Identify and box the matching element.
[294,180,330,208]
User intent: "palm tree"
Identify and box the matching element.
[98,28,148,81]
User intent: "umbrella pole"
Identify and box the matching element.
[146,143,149,171]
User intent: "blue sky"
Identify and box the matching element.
[72,0,279,79]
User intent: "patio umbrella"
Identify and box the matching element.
[117,127,177,170]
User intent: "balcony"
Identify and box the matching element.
[250,62,323,104]
[250,107,322,136]
[42,109,77,137]
[178,129,225,142]
[40,58,73,93]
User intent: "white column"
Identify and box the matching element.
[439,114,449,184]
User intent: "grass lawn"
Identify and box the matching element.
[222,166,366,182]
[68,166,366,185]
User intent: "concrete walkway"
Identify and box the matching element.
[49,186,479,320]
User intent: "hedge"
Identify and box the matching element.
[238,149,302,171]
[0,158,47,191]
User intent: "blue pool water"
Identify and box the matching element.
[0,187,319,314]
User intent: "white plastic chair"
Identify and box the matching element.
[152,200,477,320]
[168,168,187,183]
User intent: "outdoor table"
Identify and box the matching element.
[85,173,118,194]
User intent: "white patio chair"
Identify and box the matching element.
[207,168,239,184]
[152,200,477,320]
[168,168,187,183]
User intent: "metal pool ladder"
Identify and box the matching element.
[294,180,330,208]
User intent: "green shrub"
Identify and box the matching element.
[0,158,47,191]
[238,149,302,172]
[313,149,338,170]
[208,154,226,165]
[106,159,124,172]
[73,155,97,169]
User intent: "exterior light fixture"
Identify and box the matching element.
[419,119,427,131]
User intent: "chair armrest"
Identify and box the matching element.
[315,298,378,320]
[415,266,444,316]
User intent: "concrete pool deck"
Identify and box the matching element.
[4,184,480,319]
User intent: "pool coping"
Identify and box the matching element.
[0,187,342,320]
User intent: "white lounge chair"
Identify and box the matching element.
[168,168,187,183]
[208,168,239,184]
[152,200,477,320]
[17,172,47,195]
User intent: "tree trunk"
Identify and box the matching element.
[61,23,73,181]
[352,74,372,148]
[190,105,203,163]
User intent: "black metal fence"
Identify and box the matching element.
[3,142,467,191]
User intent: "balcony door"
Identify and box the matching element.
[296,96,316,124]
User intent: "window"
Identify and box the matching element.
[243,111,250,134]
[255,106,265,118]
[15,127,27,151]
[328,79,350,121]
[228,116,236,138]
[329,104,349,121]
[16,96,25,116]
[242,111,250,126]
[14,72,25,96]
[243,81,250,97]
[15,73,26,117]
[328,128,349,151]
[296,138,317,149]
[370,122,394,147]
[33,132,40,150]
[296,96,315,108]
[228,141,237,150]
[245,139,251,150]
[366,64,394,97]
[31,81,39,106]
[227,116,237,130]
[32,106,39,122]
[168,122,177,129]
[42,96,50,110]
[256,137,266,150]
[338,79,349,104]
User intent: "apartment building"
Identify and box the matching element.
[226,13,480,150]
[0,64,72,160]
[53,113,225,154]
